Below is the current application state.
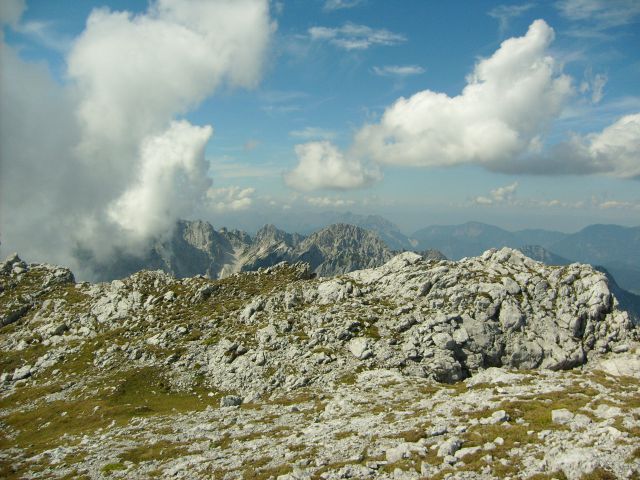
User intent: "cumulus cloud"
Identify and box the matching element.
[353,20,572,168]
[496,113,640,178]
[107,121,213,242]
[298,19,638,182]
[0,0,273,274]
[68,0,271,168]
[205,186,255,212]
[284,141,380,191]
[309,23,406,50]
[473,182,519,205]
[372,65,425,77]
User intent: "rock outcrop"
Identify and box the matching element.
[1,249,638,479]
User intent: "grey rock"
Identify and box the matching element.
[545,448,601,480]
[552,409,574,425]
[437,438,462,457]
[348,337,372,360]
[219,395,243,408]
[13,364,32,381]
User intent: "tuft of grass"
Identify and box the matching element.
[101,462,126,474]
[0,366,223,459]
[119,441,189,464]
[580,468,617,480]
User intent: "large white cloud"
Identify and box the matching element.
[353,20,573,168]
[68,0,272,182]
[284,141,380,191]
[0,0,273,275]
[107,121,213,241]
[491,112,640,178]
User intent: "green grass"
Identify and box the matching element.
[0,366,223,459]
[119,440,190,464]
[101,462,126,474]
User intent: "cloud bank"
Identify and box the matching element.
[286,19,639,192]
[0,0,273,275]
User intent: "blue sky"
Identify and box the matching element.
[1,0,639,267]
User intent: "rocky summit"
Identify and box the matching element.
[0,248,639,479]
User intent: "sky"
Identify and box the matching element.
[1,0,639,271]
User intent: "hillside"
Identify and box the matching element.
[1,249,638,479]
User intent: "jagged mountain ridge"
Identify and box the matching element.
[1,249,638,478]
[87,221,397,282]
[81,218,640,297]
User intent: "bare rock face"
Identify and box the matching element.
[1,249,638,479]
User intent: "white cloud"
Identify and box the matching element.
[473,182,519,205]
[0,34,82,267]
[353,20,573,169]
[107,121,213,242]
[289,127,337,140]
[284,141,380,191]
[69,0,272,166]
[14,20,72,52]
[309,23,406,50]
[206,186,255,212]
[591,73,607,104]
[0,0,273,274]
[498,113,640,178]
[558,0,640,28]
[488,3,535,34]
[579,69,608,104]
[323,0,363,11]
[0,0,25,27]
[583,113,640,178]
[305,196,355,208]
[372,65,425,77]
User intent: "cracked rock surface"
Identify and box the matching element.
[0,248,638,479]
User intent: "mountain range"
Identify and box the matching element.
[80,215,639,295]
[84,221,395,282]
[410,221,640,294]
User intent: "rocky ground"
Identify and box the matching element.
[0,248,638,479]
